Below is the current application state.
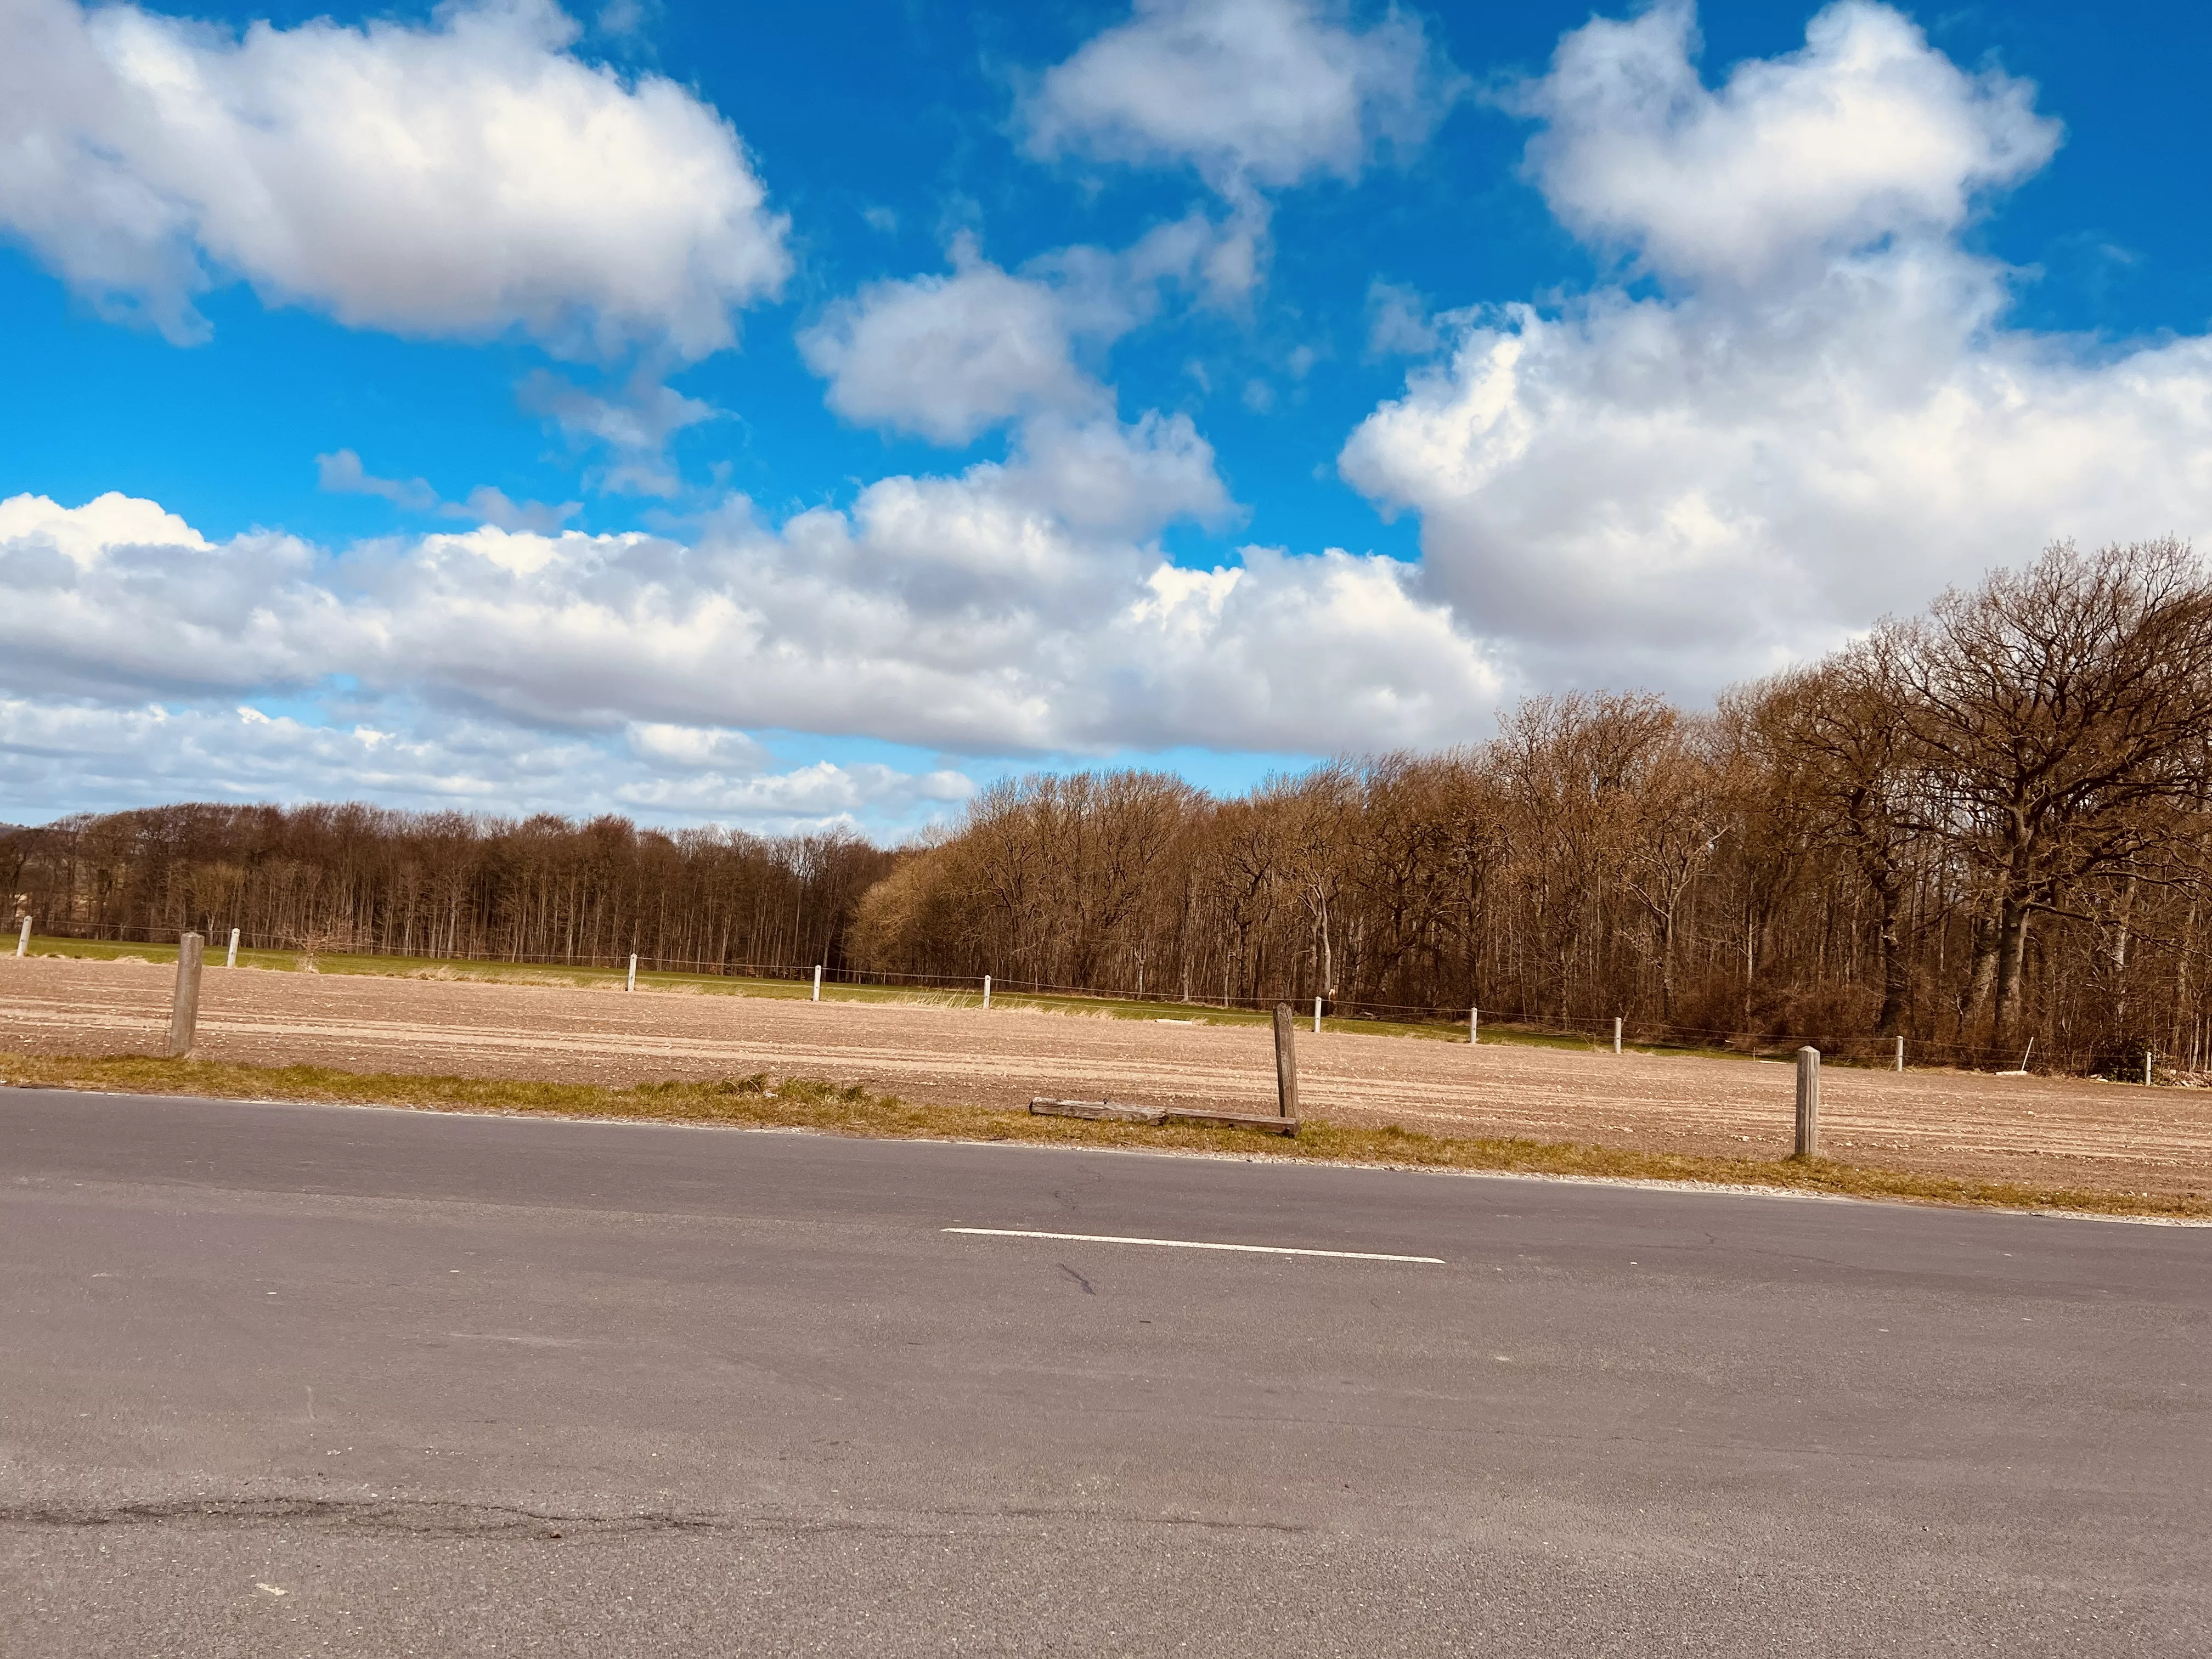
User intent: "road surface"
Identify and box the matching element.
[2,1087,2206,1655]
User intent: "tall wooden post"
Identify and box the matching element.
[983,974,992,1009]
[1469,1006,1479,1046]
[1795,1046,1820,1158]
[225,927,240,968]
[167,932,204,1058]
[1613,1016,1623,1055]
[14,917,27,958]
[1272,1003,1299,1121]
[812,964,822,1002]
[1894,1034,1904,1073]
[1313,996,1322,1034]
[627,953,637,992]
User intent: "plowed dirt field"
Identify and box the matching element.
[5,956,2209,1199]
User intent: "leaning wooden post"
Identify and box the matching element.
[1469,1006,1479,1046]
[225,927,240,968]
[167,932,205,1058]
[1795,1046,1820,1158]
[627,953,637,992]
[14,917,28,958]
[1272,1002,1299,1121]
[1613,1016,1623,1055]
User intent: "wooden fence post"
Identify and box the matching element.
[225,927,240,968]
[1894,1034,1904,1073]
[1470,1006,1479,1046]
[1613,1016,1623,1055]
[983,974,991,1009]
[1795,1046,1820,1158]
[167,933,204,1058]
[1273,1003,1299,1121]
[14,917,27,958]
[2145,1050,2154,1087]
[1313,996,1322,1035]
[627,953,637,992]
[812,964,822,1003]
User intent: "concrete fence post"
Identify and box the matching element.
[15,916,28,958]
[983,974,991,1009]
[627,953,637,993]
[1313,995,1322,1035]
[1894,1034,1904,1073]
[1272,1003,1299,1121]
[167,932,204,1059]
[812,964,822,1003]
[1613,1016,1623,1056]
[1795,1046,1821,1158]
[225,927,240,968]
[1470,1006,1479,1046]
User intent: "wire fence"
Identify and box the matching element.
[11,915,2190,1081]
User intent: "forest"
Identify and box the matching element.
[1,803,894,980]
[851,540,2212,1073]
[9,540,2212,1074]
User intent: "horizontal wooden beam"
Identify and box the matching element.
[1028,1098,1299,1136]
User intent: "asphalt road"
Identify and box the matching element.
[1,1089,2205,1656]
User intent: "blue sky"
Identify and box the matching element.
[5,0,2211,836]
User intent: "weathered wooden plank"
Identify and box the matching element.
[1160,1108,1299,1136]
[1028,1098,1165,1124]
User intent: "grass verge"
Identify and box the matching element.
[3,1051,2202,1222]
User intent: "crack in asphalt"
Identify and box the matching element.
[0,1494,1316,1542]
[0,1496,714,1539]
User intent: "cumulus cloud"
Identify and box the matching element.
[801,238,1108,445]
[0,0,789,354]
[1023,0,1455,192]
[0,469,1501,761]
[1511,1,2057,288]
[1339,1,2212,695]
[801,217,1256,446]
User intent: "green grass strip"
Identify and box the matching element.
[3,1051,2202,1222]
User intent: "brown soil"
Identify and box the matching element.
[4,956,2207,1199]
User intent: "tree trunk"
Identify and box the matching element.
[1872,866,1906,1036]
[1992,899,2032,1050]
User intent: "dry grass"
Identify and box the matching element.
[3,1050,2202,1222]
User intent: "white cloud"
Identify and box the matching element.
[517,365,716,496]
[624,721,771,771]
[1511,1,2057,288]
[317,449,580,533]
[800,237,1107,445]
[0,466,1501,763]
[0,0,789,355]
[450,488,583,537]
[1364,279,1437,357]
[0,694,971,834]
[1023,0,1455,192]
[317,449,439,514]
[1339,1,2212,695]
[800,217,1255,447]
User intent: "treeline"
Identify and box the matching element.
[1,803,894,973]
[852,541,2212,1074]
